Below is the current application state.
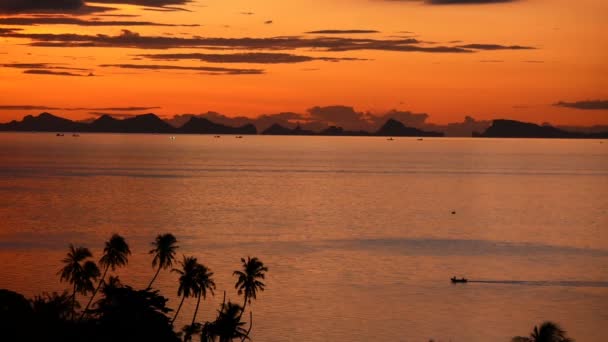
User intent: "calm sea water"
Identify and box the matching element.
[0,133,607,341]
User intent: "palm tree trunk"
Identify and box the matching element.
[237,295,248,321]
[171,295,186,325]
[80,265,109,320]
[147,265,162,289]
[191,294,201,325]
[71,283,77,321]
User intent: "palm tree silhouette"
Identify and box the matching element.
[148,233,179,289]
[191,263,216,326]
[203,301,249,342]
[171,255,199,325]
[512,321,574,342]
[58,244,100,320]
[233,257,267,319]
[81,234,131,319]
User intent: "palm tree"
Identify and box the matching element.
[148,233,179,289]
[81,234,131,319]
[58,244,100,320]
[233,257,268,318]
[191,263,216,325]
[206,301,250,342]
[171,256,199,325]
[512,321,574,342]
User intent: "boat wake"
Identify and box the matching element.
[467,280,608,288]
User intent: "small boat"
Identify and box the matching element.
[451,277,468,283]
[72,134,80,137]
[56,133,64,137]
[235,136,243,139]
[417,138,424,141]
[387,137,394,141]
[214,135,221,138]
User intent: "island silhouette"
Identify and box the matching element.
[1,112,608,138]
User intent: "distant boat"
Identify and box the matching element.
[169,136,176,140]
[56,133,64,137]
[72,134,80,137]
[451,277,468,283]
[417,138,424,141]
[235,136,243,139]
[387,137,394,141]
[214,135,221,138]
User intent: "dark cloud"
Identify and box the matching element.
[0,29,483,53]
[1,63,90,71]
[0,105,161,111]
[386,0,518,4]
[0,0,115,14]
[457,44,534,50]
[137,52,366,64]
[427,0,517,4]
[99,63,264,75]
[554,100,608,110]
[0,0,83,13]
[308,106,371,130]
[93,0,191,7]
[306,30,380,34]
[0,17,199,27]
[23,69,85,77]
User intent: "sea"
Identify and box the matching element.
[0,132,606,341]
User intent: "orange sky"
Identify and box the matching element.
[1,0,607,126]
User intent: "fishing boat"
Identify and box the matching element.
[451,277,468,283]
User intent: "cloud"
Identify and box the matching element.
[1,63,89,71]
[0,29,532,54]
[306,30,380,34]
[0,105,161,111]
[0,0,115,14]
[386,0,518,4]
[23,69,86,77]
[456,44,534,50]
[554,100,608,110]
[0,17,199,27]
[99,63,264,75]
[92,0,191,7]
[136,52,366,64]
[0,0,83,13]
[427,0,517,4]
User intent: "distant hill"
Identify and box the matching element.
[261,124,314,135]
[319,126,370,136]
[477,119,608,138]
[90,114,174,133]
[376,119,443,137]
[0,112,86,132]
[0,112,253,134]
[179,117,257,134]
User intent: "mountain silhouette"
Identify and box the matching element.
[0,112,86,132]
[376,119,443,137]
[261,123,314,135]
[179,116,257,134]
[319,126,370,136]
[477,119,608,138]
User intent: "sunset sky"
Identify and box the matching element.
[1,0,607,127]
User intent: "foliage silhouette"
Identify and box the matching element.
[202,301,250,342]
[512,321,574,342]
[82,233,131,319]
[192,263,216,325]
[171,255,199,325]
[148,233,179,289]
[58,244,100,319]
[233,256,268,318]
